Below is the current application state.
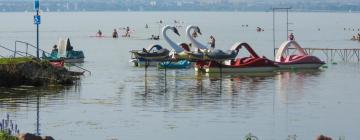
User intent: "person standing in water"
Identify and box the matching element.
[125,26,130,37]
[208,35,216,49]
[112,29,118,38]
[289,33,295,41]
[97,30,102,37]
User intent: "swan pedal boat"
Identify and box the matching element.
[197,43,278,73]
[184,25,242,62]
[174,43,205,61]
[275,41,325,69]
[130,25,191,69]
[129,58,159,67]
[204,49,238,61]
[130,44,170,61]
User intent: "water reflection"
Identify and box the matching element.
[0,82,81,135]
[129,70,278,113]
[275,69,323,103]
[0,83,81,110]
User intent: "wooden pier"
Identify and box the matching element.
[275,48,360,62]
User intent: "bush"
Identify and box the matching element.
[0,131,18,140]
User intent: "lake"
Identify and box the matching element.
[1,12,360,140]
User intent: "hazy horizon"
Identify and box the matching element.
[0,0,359,12]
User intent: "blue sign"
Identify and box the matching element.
[34,15,41,24]
[34,0,39,10]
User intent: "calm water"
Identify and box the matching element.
[1,12,360,140]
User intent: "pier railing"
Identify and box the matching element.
[275,48,360,62]
[14,40,50,58]
[0,44,26,58]
[13,41,91,74]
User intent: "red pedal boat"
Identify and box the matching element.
[275,41,325,69]
[197,42,278,73]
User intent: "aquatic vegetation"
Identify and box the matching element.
[0,114,20,140]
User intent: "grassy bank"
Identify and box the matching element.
[0,58,75,87]
[0,57,33,65]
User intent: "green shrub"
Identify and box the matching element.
[0,131,18,140]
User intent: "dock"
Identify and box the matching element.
[275,48,360,62]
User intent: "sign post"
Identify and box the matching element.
[34,0,40,59]
[34,0,41,136]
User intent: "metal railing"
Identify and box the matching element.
[14,40,50,58]
[0,44,26,58]
[13,40,91,74]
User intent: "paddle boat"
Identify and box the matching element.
[130,44,170,61]
[129,44,170,67]
[49,60,65,68]
[42,38,85,63]
[159,25,192,69]
[158,60,191,69]
[199,42,278,73]
[175,43,204,61]
[275,40,325,69]
[130,25,191,69]
[185,25,241,61]
[175,25,208,61]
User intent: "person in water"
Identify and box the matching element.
[97,30,102,37]
[208,35,215,49]
[316,135,332,140]
[256,27,262,32]
[112,29,118,38]
[289,33,295,41]
[150,35,160,40]
[125,26,130,37]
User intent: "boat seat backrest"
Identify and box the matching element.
[291,55,302,60]
[234,58,242,65]
[231,59,236,65]
[285,55,297,62]
[285,56,292,62]
[280,56,285,62]
[243,57,254,63]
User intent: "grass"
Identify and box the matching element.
[0,57,33,65]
